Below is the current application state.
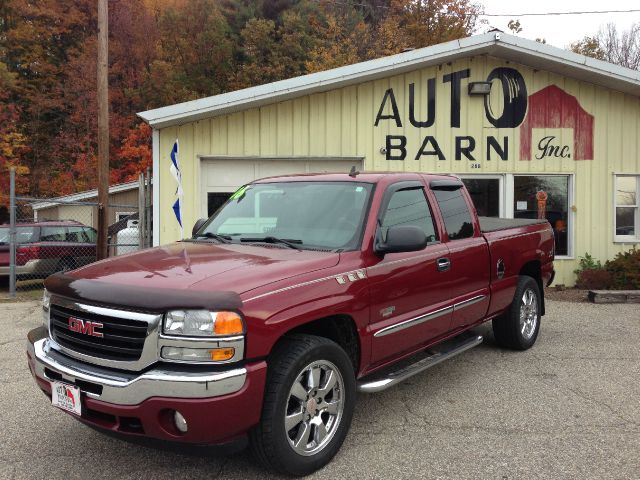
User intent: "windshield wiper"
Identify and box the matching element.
[195,232,232,243]
[240,236,302,250]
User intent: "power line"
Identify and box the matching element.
[319,1,640,18]
[481,9,640,17]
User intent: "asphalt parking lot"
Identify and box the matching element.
[1,299,639,479]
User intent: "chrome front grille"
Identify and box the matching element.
[50,304,147,361]
[47,297,162,371]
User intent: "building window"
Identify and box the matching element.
[513,175,570,256]
[116,212,135,222]
[461,177,501,217]
[614,175,639,241]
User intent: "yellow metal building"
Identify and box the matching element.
[139,32,640,286]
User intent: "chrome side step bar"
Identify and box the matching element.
[357,333,483,393]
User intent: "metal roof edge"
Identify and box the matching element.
[31,181,141,210]
[493,33,640,86]
[138,32,640,129]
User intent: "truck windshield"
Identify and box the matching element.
[198,182,374,251]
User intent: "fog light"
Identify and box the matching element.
[174,410,188,433]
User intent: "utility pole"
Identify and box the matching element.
[97,0,109,260]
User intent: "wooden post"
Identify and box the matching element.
[96,0,109,260]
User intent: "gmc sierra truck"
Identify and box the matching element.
[27,172,554,476]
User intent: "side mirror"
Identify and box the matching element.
[192,218,208,237]
[376,225,428,255]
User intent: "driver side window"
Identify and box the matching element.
[380,188,438,243]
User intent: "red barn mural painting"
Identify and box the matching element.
[519,85,594,161]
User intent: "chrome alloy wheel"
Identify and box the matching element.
[285,360,345,456]
[520,288,538,340]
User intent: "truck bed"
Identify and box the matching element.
[479,216,548,233]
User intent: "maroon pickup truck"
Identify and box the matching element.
[27,173,554,476]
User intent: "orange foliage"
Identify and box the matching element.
[1,0,483,200]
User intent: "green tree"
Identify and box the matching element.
[232,10,317,87]
[148,0,233,103]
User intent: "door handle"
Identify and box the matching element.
[437,257,450,272]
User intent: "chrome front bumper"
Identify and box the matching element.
[27,328,247,406]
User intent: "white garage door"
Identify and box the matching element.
[200,157,363,217]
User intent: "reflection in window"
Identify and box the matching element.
[0,226,37,244]
[381,188,437,243]
[83,227,97,243]
[207,192,233,217]
[40,226,66,242]
[615,175,638,238]
[433,188,474,240]
[513,176,569,255]
[66,226,91,243]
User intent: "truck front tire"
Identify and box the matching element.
[250,334,355,476]
[492,275,541,350]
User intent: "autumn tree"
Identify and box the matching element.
[571,23,640,70]
[0,62,28,203]
[387,0,483,50]
[1,0,96,195]
[61,0,157,190]
[306,0,484,71]
[231,6,321,87]
[146,0,233,105]
[1,0,488,200]
[305,7,369,73]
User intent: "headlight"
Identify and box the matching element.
[164,310,244,337]
[42,289,51,311]
[42,289,51,329]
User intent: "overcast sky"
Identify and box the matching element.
[477,0,640,48]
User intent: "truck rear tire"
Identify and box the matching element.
[492,275,541,350]
[250,334,355,476]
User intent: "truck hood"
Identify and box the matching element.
[67,241,340,295]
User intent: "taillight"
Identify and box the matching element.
[16,245,41,265]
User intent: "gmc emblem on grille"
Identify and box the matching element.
[68,317,104,338]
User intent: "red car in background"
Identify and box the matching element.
[0,221,97,282]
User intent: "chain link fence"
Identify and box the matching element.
[1,170,151,299]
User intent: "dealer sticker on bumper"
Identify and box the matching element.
[51,381,81,416]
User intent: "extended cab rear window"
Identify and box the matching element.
[432,188,474,240]
[380,188,438,243]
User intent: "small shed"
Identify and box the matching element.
[31,181,142,228]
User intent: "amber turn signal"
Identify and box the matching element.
[214,311,244,335]
[209,347,235,361]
